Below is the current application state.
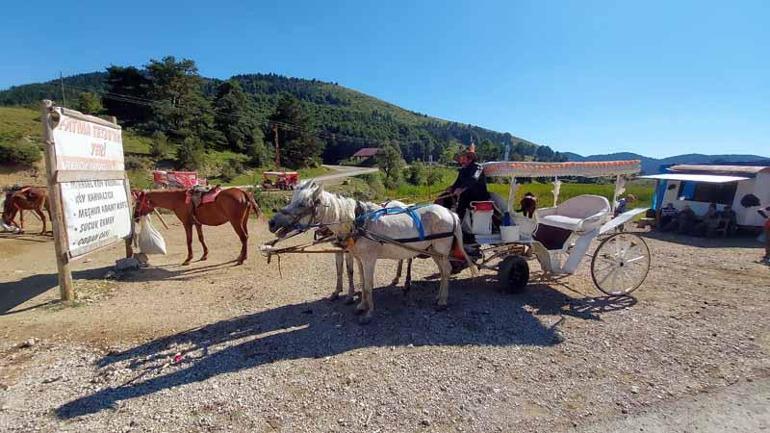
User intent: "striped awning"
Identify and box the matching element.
[483,160,641,178]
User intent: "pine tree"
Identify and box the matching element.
[103,66,151,126]
[266,94,323,168]
[76,92,103,115]
[213,80,259,153]
[145,56,220,144]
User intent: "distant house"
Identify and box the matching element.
[642,163,770,228]
[351,147,382,163]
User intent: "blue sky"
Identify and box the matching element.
[2,0,768,158]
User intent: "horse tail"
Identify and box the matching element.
[245,189,262,218]
[452,212,478,276]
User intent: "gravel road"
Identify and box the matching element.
[0,220,768,432]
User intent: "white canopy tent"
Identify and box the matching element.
[642,166,770,228]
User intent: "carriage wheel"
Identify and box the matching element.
[498,256,529,294]
[591,233,650,296]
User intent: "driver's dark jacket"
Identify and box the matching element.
[452,162,489,200]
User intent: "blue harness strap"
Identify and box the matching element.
[356,205,426,241]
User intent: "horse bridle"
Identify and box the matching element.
[277,198,322,231]
[135,192,155,219]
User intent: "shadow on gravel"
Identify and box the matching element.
[57,277,564,419]
[0,262,242,314]
[640,230,762,249]
[0,267,111,314]
[521,283,637,321]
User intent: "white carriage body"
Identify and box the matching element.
[478,160,646,276]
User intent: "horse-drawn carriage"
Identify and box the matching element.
[463,159,651,296]
[262,159,650,322]
[261,171,300,191]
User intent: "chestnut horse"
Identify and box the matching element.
[2,186,50,234]
[519,192,537,218]
[133,188,261,265]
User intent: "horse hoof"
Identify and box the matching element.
[181,261,191,266]
[199,256,208,262]
[328,292,340,301]
[390,279,399,286]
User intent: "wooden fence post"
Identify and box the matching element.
[41,100,75,302]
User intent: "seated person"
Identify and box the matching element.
[436,144,490,225]
[658,203,679,230]
[693,203,720,236]
[719,205,738,235]
[675,205,698,233]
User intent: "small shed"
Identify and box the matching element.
[351,148,382,162]
[642,164,770,228]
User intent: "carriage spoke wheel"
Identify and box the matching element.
[591,233,650,296]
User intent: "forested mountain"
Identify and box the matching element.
[564,152,770,174]
[0,58,565,168]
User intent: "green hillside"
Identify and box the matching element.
[0,67,564,165]
[0,106,153,155]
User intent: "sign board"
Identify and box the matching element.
[59,179,132,257]
[52,115,125,171]
[41,101,135,302]
[47,107,132,258]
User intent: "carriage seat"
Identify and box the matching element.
[535,195,611,232]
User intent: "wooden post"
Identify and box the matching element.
[273,125,280,169]
[41,100,75,302]
[108,114,134,259]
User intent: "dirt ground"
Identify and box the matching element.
[0,215,768,432]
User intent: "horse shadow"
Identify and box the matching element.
[56,277,561,419]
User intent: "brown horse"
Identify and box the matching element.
[519,192,537,218]
[2,186,51,234]
[133,188,261,265]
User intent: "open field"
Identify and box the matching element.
[386,166,653,209]
[0,215,767,432]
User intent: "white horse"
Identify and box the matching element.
[268,181,476,323]
[328,200,414,305]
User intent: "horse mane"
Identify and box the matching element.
[315,189,379,234]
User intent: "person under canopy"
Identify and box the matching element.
[437,143,490,223]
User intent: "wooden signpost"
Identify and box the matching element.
[40,100,134,302]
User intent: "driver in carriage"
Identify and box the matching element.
[437,144,491,225]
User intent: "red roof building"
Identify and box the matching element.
[351,148,382,159]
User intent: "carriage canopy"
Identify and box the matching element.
[482,160,641,178]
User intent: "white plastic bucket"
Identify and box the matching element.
[500,225,520,243]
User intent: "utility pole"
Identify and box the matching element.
[273,125,281,169]
[59,72,66,106]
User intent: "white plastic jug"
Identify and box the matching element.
[471,210,493,235]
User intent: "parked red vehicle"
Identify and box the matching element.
[261,171,299,190]
[152,171,207,189]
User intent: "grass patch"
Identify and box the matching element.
[382,165,654,209]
